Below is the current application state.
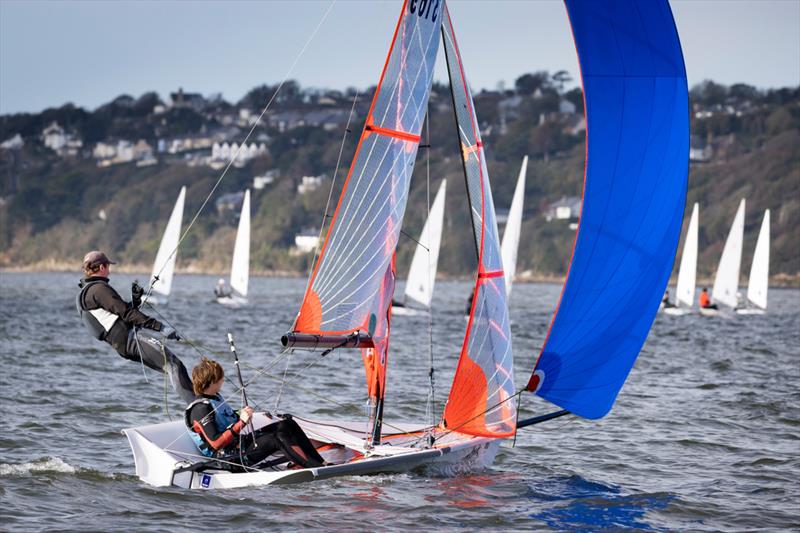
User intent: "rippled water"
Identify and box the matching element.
[1,272,798,531]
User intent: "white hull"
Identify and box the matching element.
[662,306,692,316]
[216,295,248,308]
[735,307,765,315]
[123,414,501,490]
[392,304,430,317]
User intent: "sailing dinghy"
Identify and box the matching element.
[393,179,446,317]
[663,202,698,315]
[736,209,769,314]
[500,156,528,299]
[143,186,186,306]
[703,199,745,316]
[216,189,250,307]
[122,0,689,489]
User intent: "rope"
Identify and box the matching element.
[423,112,437,446]
[143,0,338,302]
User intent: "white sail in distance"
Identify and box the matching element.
[746,209,769,310]
[711,198,745,308]
[404,180,446,309]
[675,202,698,307]
[229,190,250,298]
[500,156,528,298]
[150,186,186,299]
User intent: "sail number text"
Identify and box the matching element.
[409,0,440,22]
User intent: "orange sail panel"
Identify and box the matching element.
[441,6,516,438]
[293,0,444,337]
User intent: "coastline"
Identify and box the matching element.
[1,261,797,287]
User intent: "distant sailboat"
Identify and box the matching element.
[216,189,250,307]
[737,209,769,314]
[500,156,528,298]
[393,180,446,316]
[663,202,698,315]
[144,186,186,306]
[704,199,745,315]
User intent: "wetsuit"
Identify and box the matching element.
[185,396,325,469]
[77,276,194,403]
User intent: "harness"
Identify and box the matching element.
[76,280,119,340]
[184,395,239,457]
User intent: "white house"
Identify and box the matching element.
[545,196,582,222]
[1,134,24,150]
[297,175,325,194]
[294,231,320,254]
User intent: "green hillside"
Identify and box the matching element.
[1,75,797,284]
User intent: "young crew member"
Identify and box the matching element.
[76,250,194,403]
[185,357,326,470]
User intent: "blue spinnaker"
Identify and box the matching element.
[528,0,689,419]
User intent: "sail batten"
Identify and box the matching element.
[528,0,689,420]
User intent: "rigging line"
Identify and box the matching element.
[303,88,361,298]
[399,228,430,251]
[423,109,437,435]
[145,0,338,296]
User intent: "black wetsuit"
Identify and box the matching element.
[186,397,325,469]
[78,276,194,403]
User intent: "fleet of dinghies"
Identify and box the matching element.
[124,0,690,489]
[662,199,770,316]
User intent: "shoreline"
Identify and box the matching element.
[1,263,797,287]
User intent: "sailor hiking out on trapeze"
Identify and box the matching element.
[76,250,194,403]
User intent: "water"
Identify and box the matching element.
[1,272,798,531]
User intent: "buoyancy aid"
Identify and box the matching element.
[76,280,120,340]
[699,291,711,308]
[184,395,240,456]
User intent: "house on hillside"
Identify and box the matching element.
[545,196,582,222]
[297,175,327,194]
[41,122,82,156]
[689,136,713,162]
[294,230,320,254]
[1,134,24,150]
[215,191,245,215]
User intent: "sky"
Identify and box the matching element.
[1,0,798,115]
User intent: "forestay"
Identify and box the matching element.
[440,5,515,438]
[528,0,689,419]
[230,189,250,298]
[150,186,186,298]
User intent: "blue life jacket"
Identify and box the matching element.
[184,395,239,456]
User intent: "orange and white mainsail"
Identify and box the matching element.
[440,6,515,438]
[286,1,444,411]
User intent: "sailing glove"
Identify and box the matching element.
[131,281,144,307]
[161,325,180,341]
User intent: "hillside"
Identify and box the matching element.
[1,75,798,284]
